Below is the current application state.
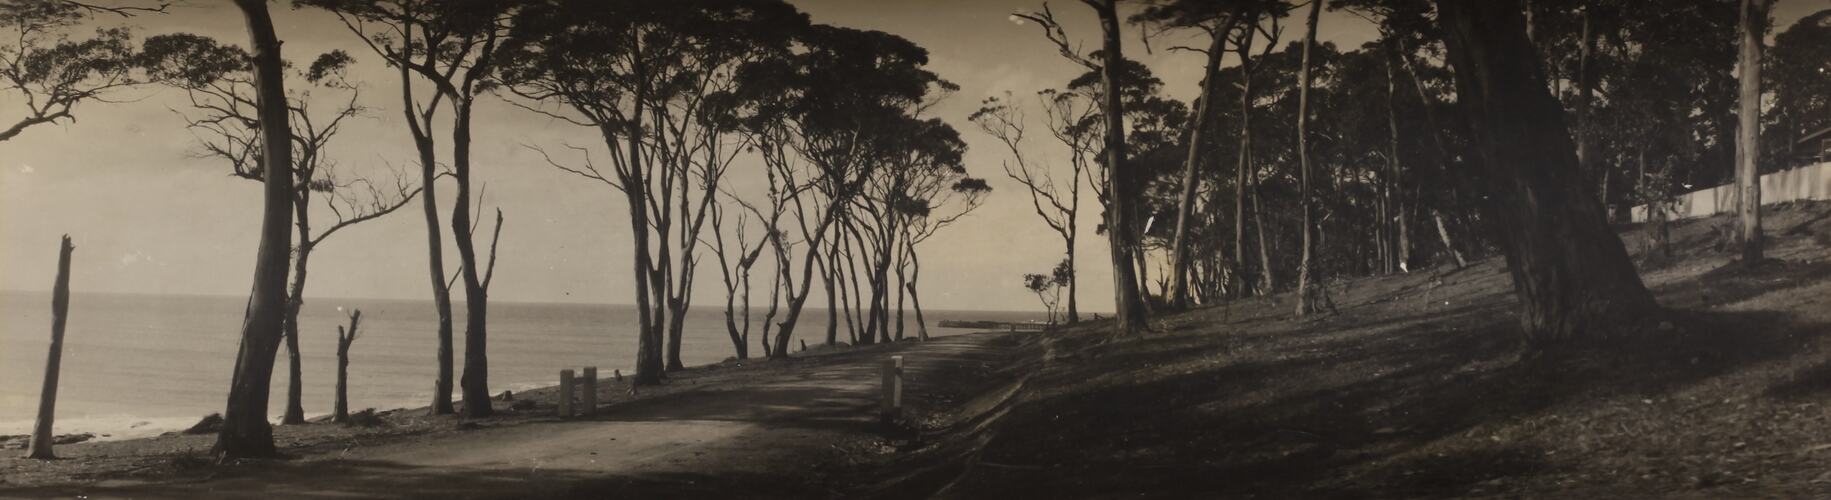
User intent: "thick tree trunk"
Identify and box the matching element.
[1168,22,1234,309]
[1736,0,1766,265]
[1435,0,1659,343]
[1294,0,1324,317]
[216,0,294,460]
[1093,0,1148,334]
[333,310,361,424]
[451,98,492,417]
[823,250,839,346]
[27,236,73,460]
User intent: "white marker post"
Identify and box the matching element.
[881,356,904,421]
[558,369,575,418]
[581,366,597,416]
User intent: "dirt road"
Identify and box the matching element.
[1,333,1023,499]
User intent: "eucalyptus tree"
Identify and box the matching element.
[1129,0,1255,309]
[897,176,990,340]
[970,91,1088,323]
[725,24,955,355]
[1292,0,1326,317]
[213,0,294,460]
[304,0,516,417]
[142,35,420,425]
[0,0,159,142]
[1434,0,1658,343]
[503,0,808,379]
[1014,1,1148,334]
[1734,0,1766,266]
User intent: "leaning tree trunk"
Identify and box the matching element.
[1432,210,1469,268]
[1294,0,1324,317]
[1435,0,1659,344]
[1093,0,1149,334]
[1167,21,1235,309]
[907,250,931,341]
[27,236,73,460]
[1736,0,1766,266]
[216,0,295,460]
[333,310,362,423]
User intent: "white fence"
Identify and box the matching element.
[1630,162,1831,222]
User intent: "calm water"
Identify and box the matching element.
[0,291,1040,439]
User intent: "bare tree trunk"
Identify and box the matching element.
[27,236,73,460]
[894,240,908,341]
[1436,0,1659,343]
[1294,0,1324,317]
[217,0,293,459]
[1064,235,1079,323]
[1233,22,1259,298]
[1168,21,1235,309]
[333,310,362,423]
[822,246,839,346]
[1432,210,1468,268]
[1384,39,1406,273]
[1092,0,1149,334]
[1253,182,1275,293]
[402,75,455,416]
[907,249,930,341]
[1736,0,1766,266]
[281,193,312,425]
[1575,6,1596,189]
[451,96,493,417]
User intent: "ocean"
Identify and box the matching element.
[0,291,1041,440]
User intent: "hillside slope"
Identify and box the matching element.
[894,201,1831,499]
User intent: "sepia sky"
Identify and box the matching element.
[0,0,1820,312]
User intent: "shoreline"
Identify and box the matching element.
[0,331,1031,496]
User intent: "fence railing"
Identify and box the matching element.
[1631,162,1831,222]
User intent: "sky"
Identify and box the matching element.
[0,0,1822,313]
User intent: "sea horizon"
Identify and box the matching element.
[0,290,1045,441]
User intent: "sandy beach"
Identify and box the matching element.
[1,332,1033,499]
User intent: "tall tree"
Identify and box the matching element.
[143,35,420,425]
[1434,0,1658,343]
[1293,0,1325,317]
[504,0,809,378]
[1735,0,1766,266]
[214,0,294,460]
[972,92,1086,323]
[1131,0,1247,309]
[1015,1,1148,334]
[307,0,514,417]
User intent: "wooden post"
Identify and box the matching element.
[28,236,74,459]
[880,356,904,420]
[581,367,597,416]
[558,369,575,418]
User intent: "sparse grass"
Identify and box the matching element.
[918,200,1831,498]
